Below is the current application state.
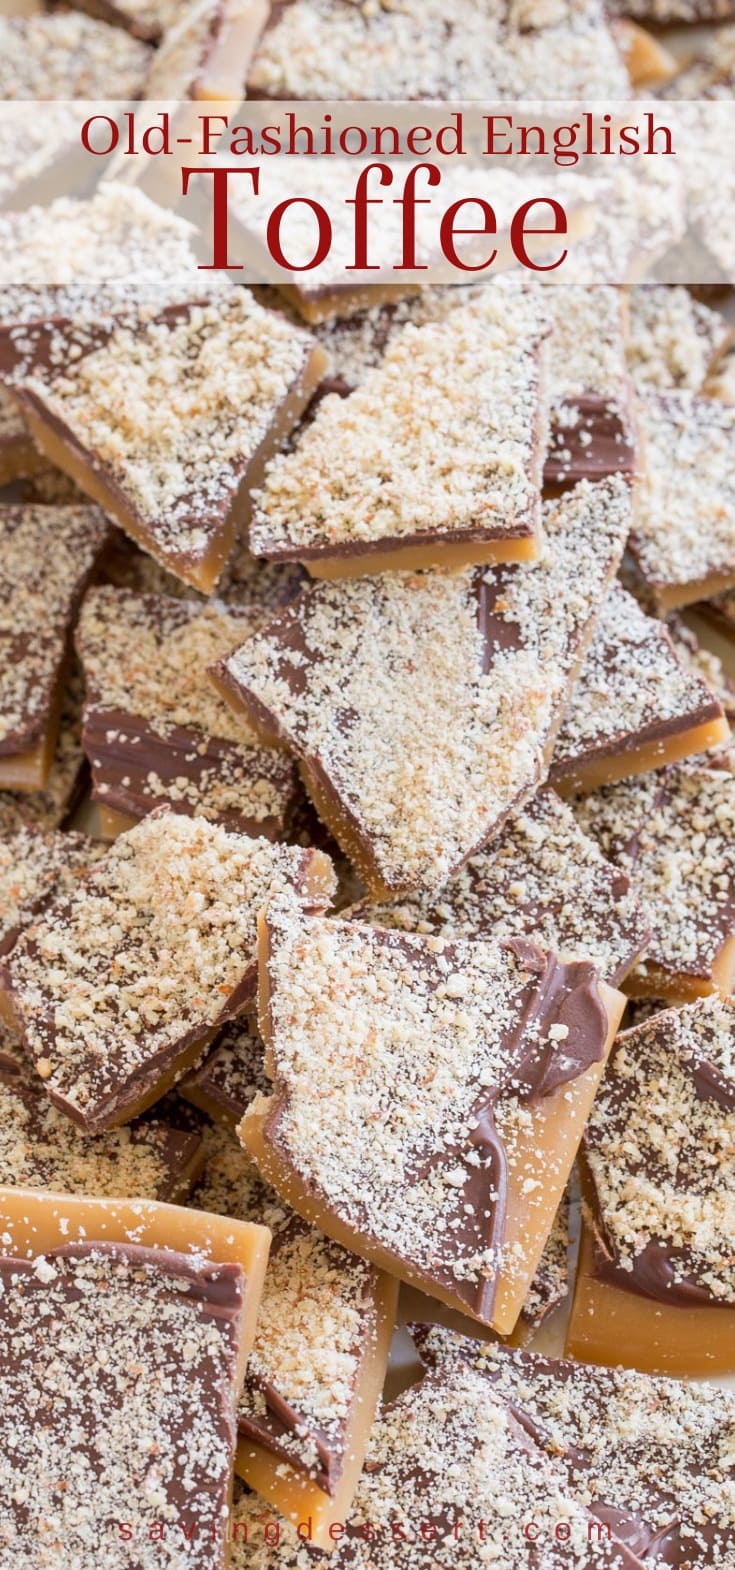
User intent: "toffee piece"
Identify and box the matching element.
[193,1125,397,1550]
[243,892,624,1333]
[0,9,152,96]
[550,585,729,792]
[626,286,733,394]
[1,810,335,1133]
[62,0,186,41]
[568,995,735,1375]
[246,0,633,99]
[349,788,650,990]
[181,1015,266,1131]
[0,504,111,792]
[230,1361,643,1570]
[416,1327,735,1566]
[216,476,632,898]
[628,394,735,611]
[249,285,550,577]
[0,1051,204,1202]
[544,286,636,485]
[0,185,214,382]
[573,762,735,1003]
[0,1187,271,1570]
[76,587,297,838]
[0,659,87,835]
[15,293,326,594]
[0,824,101,958]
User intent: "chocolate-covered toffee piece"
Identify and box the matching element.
[616,0,734,26]
[695,588,735,659]
[416,1328,735,1566]
[145,0,268,97]
[550,585,729,792]
[574,762,735,1002]
[349,788,649,990]
[244,892,625,1334]
[192,1125,397,1550]
[666,613,735,724]
[230,1363,642,1570]
[0,1055,204,1201]
[181,1016,266,1131]
[76,587,297,839]
[0,824,101,958]
[218,476,631,897]
[250,285,550,577]
[567,995,735,1376]
[247,0,632,99]
[0,186,214,381]
[0,1188,271,1570]
[0,659,88,835]
[626,286,733,395]
[1,810,335,1133]
[544,287,636,485]
[15,293,326,595]
[0,504,111,792]
[628,394,735,611]
[0,10,152,96]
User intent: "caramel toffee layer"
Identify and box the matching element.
[520,1192,570,1328]
[250,283,550,567]
[415,1328,735,1568]
[2,811,334,1133]
[350,788,649,990]
[550,585,726,787]
[0,504,111,763]
[573,763,735,996]
[231,1362,642,1570]
[77,587,297,836]
[15,292,319,591]
[219,475,631,896]
[193,1124,383,1499]
[0,824,101,958]
[584,995,735,1308]
[0,1057,202,1201]
[0,1244,244,1568]
[250,895,611,1323]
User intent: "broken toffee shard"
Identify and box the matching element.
[230,1361,644,1570]
[568,994,735,1376]
[249,284,551,577]
[76,586,298,839]
[0,1187,270,1570]
[14,292,326,595]
[192,1125,397,1551]
[574,762,735,1003]
[1,811,335,1133]
[0,504,112,793]
[628,393,735,610]
[215,476,631,899]
[348,787,650,990]
[415,1325,735,1567]
[550,584,729,792]
[242,891,624,1334]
